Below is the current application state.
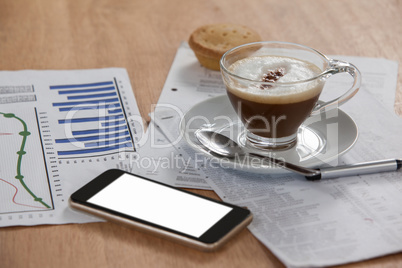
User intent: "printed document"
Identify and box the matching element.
[0,68,146,226]
[152,43,402,267]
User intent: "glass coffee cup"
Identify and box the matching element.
[220,41,361,150]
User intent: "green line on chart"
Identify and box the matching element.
[1,112,51,208]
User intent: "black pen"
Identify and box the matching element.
[306,159,402,180]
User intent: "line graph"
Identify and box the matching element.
[0,178,46,209]
[0,111,53,213]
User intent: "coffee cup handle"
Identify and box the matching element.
[311,59,361,116]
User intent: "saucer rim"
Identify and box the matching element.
[180,95,359,173]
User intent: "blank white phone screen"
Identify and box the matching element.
[87,174,233,238]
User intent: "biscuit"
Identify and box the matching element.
[188,23,261,71]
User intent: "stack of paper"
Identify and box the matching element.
[148,43,402,267]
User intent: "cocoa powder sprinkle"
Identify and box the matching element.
[260,67,285,89]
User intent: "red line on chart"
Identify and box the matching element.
[0,178,47,209]
[0,133,13,135]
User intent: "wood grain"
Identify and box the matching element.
[0,0,401,267]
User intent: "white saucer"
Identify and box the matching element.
[180,95,359,173]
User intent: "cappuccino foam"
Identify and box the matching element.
[227,56,324,104]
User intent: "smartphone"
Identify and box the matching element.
[69,169,252,251]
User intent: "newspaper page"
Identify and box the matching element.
[151,42,402,267]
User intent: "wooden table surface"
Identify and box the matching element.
[0,0,401,267]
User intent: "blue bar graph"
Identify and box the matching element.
[52,97,119,107]
[72,125,128,136]
[50,79,134,157]
[67,92,117,100]
[57,143,132,156]
[58,86,115,95]
[58,114,123,124]
[55,130,130,143]
[85,136,132,148]
[58,103,121,112]
[50,81,114,89]
[108,108,122,114]
[101,119,126,127]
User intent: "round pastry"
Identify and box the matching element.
[188,23,261,71]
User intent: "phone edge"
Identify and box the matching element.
[69,198,252,252]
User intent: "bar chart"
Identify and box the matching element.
[50,80,135,158]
